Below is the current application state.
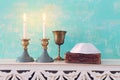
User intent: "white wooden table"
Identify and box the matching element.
[0,59,120,80]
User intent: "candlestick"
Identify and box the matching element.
[43,13,46,39]
[23,13,27,39]
[36,38,54,62]
[16,39,34,62]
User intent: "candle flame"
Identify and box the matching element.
[43,13,46,22]
[23,13,26,22]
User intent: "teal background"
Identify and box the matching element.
[0,0,120,59]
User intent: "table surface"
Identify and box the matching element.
[0,59,120,65]
[0,59,120,70]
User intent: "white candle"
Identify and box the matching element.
[23,13,27,39]
[43,13,46,39]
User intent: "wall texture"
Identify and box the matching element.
[0,0,120,59]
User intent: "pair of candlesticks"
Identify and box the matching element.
[16,30,67,62]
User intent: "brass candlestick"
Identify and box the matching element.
[16,39,34,62]
[36,38,54,62]
[53,30,67,61]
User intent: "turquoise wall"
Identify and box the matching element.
[0,0,120,59]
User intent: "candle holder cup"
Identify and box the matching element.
[16,39,34,62]
[53,30,67,61]
[36,38,54,62]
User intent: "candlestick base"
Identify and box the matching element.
[16,49,34,62]
[36,49,53,62]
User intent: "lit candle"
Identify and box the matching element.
[43,13,46,39]
[23,13,27,39]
